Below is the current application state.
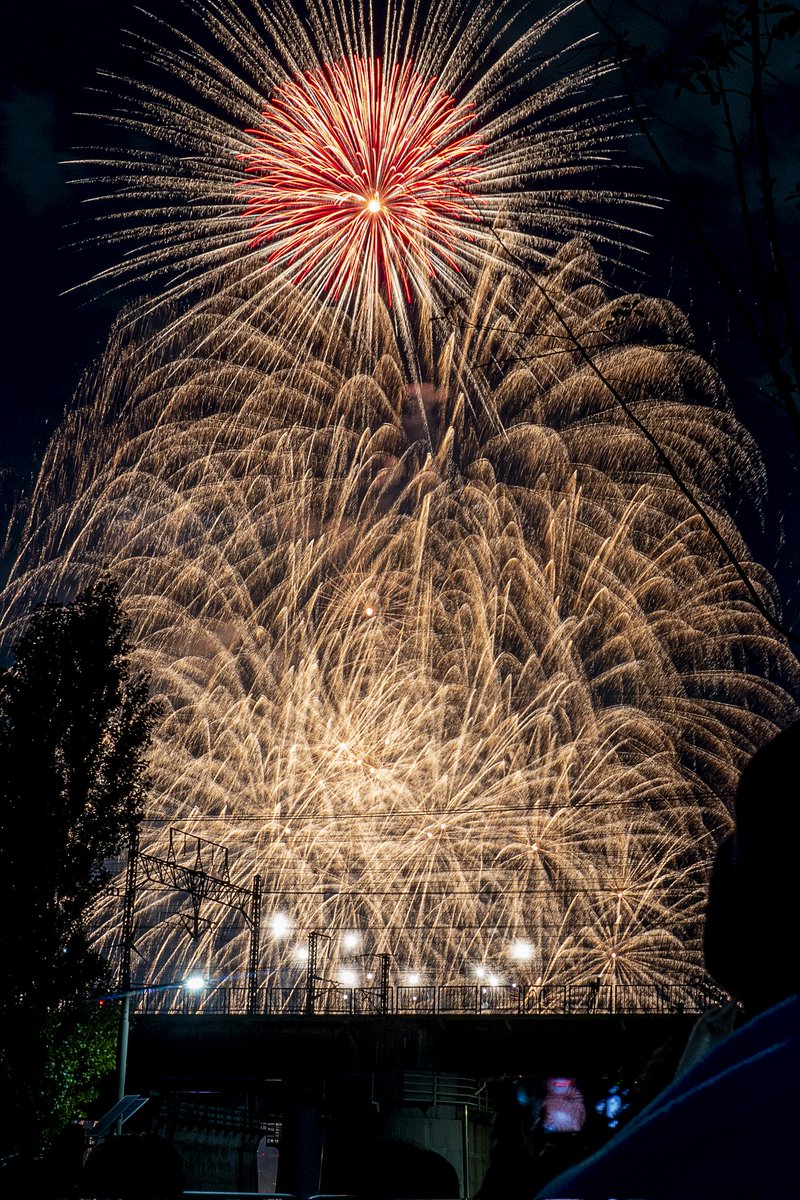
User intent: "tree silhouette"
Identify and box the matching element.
[0,576,158,1159]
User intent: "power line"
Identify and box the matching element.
[140,793,722,822]
[476,219,800,646]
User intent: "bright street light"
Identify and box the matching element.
[113,975,208,1132]
[270,912,291,938]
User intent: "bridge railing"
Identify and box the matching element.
[133,979,715,1016]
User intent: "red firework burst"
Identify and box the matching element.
[241,56,485,307]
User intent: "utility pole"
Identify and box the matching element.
[115,991,132,1135]
[247,874,262,1015]
[119,829,139,992]
[117,828,263,1007]
[304,930,331,1015]
[305,930,320,1015]
[379,952,390,1015]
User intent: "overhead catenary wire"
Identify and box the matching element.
[454,198,800,648]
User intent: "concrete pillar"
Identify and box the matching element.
[277,1083,324,1198]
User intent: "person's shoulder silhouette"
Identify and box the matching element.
[536,721,800,1200]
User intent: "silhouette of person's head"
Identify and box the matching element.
[704,720,800,1014]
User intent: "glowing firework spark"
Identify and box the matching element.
[73,0,648,339]
[3,243,797,995]
[3,0,796,1008]
[242,57,485,306]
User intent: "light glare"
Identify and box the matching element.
[271,913,291,938]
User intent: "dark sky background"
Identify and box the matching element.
[1,3,127,511]
[1,1,799,630]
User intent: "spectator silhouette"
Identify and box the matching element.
[351,1136,460,1198]
[476,1078,539,1199]
[81,1132,184,1200]
[535,721,800,1199]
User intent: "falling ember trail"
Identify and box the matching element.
[3,243,797,991]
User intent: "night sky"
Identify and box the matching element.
[2,1,799,629]
[1,3,129,518]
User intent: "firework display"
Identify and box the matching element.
[4,239,796,992]
[242,55,485,307]
[75,0,645,342]
[1,1,797,999]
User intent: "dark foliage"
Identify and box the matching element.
[588,0,800,432]
[0,576,159,1157]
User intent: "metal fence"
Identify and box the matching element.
[134,979,717,1017]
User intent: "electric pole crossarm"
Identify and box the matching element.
[137,851,252,919]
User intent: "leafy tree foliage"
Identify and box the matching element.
[0,577,158,1157]
[588,1,800,432]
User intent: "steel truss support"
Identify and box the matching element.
[120,828,263,996]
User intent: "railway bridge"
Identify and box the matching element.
[118,982,709,1197]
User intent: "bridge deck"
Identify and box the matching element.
[131,979,721,1018]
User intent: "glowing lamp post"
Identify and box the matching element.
[113,974,208,1131]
